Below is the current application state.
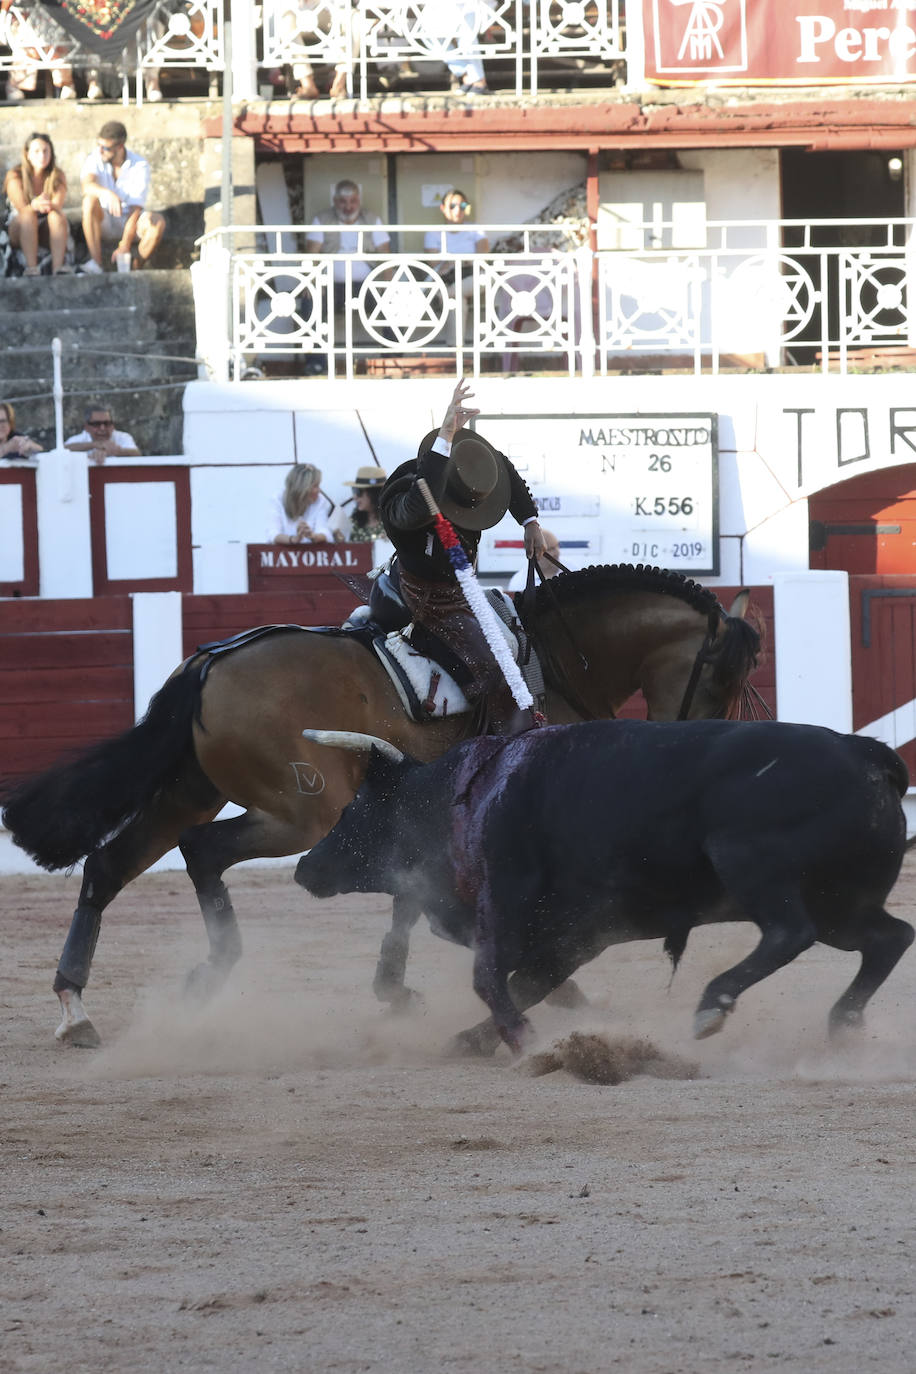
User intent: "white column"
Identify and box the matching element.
[132,591,184,723]
[36,449,93,598]
[230,0,258,101]
[621,0,645,91]
[773,570,852,732]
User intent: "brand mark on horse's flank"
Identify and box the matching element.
[291,761,326,795]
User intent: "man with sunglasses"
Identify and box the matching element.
[80,120,166,274]
[65,404,140,466]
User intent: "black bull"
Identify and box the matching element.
[295,720,913,1054]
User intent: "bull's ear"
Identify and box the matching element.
[728,589,750,620]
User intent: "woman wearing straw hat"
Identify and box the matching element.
[380,379,545,734]
[339,464,388,543]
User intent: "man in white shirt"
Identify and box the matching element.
[65,403,141,466]
[305,180,390,286]
[304,179,391,374]
[80,120,166,274]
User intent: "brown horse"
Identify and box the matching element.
[1,564,760,1046]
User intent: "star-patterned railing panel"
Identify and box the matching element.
[195,219,916,380]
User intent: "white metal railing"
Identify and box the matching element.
[264,0,625,98]
[0,0,624,98]
[0,0,223,96]
[193,218,916,381]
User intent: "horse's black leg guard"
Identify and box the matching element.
[200,882,242,970]
[53,903,102,992]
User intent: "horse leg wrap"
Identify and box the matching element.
[54,903,102,991]
[201,884,242,969]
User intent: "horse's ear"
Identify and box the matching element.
[728,589,750,620]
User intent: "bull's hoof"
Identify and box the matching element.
[183,961,226,1003]
[384,986,427,1016]
[693,994,735,1040]
[446,1024,501,1059]
[828,1007,864,1038]
[55,1014,101,1048]
[544,978,589,1010]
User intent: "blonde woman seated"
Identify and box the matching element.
[269,463,335,545]
[4,132,71,277]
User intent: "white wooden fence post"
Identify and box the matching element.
[773,570,852,732]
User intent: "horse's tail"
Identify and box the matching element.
[1,658,203,871]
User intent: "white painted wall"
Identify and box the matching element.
[474,150,587,224]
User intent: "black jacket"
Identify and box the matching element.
[380,441,537,582]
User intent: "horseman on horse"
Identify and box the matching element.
[379,379,546,736]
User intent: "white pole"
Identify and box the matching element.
[52,336,63,451]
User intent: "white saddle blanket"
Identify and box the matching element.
[368,595,520,721]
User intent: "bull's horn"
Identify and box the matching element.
[301,728,404,763]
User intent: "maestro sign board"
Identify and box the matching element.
[477,413,719,578]
[645,0,916,85]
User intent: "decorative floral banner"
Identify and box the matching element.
[644,0,916,85]
[37,0,161,57]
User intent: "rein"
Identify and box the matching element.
[675,611,721,721]
[520,554,604,721]
[521,563,763,724]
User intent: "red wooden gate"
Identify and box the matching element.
[0,598,134,784]
[849,575,916,775]
[0,467,39,597]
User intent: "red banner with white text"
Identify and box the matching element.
[644,0,916,85]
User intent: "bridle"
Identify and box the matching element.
[520,557,771,723]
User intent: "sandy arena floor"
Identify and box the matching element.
[3,859,916,1372]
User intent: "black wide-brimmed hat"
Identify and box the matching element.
[416,428,510,531]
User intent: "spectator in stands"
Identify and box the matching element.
[334,465,388,542]
[507,527,561,591]
[304,179,391,374]
[80,120,166,274]
[269,463,335,544]
[65,403,140,465]
[0,402,42,459]
[3,131,72,276]
[424,189,488,344]
[280,0,353,98]
[424,189,489,257]
[444,1,489,96]
[1,0,77,101]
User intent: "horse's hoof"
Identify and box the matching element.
[183,961,225,1003]
[544,978,589,1010]
[446,1025,500,1059]
[55,1015,101,1048]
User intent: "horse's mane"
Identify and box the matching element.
[523,562,724,621]
[518,562,761,713]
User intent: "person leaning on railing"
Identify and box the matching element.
[64,402,141,466]
[0,402,41,460]
[269,462,335,544]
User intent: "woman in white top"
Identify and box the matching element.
[424,190,489,346]
[269,463,335,544]
[423,188,489,258]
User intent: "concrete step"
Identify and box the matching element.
[1,267,198,456]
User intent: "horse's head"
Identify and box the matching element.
[677,592,761,721]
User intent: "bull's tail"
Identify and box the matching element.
[1,658,203,871]
[663,923,692,976]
